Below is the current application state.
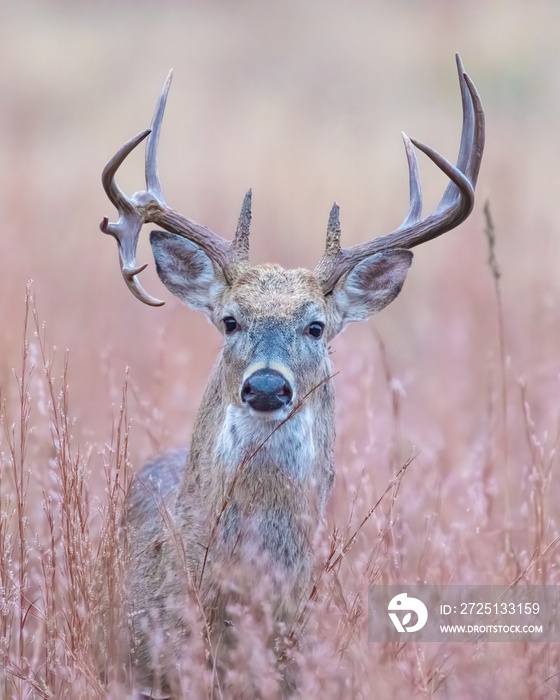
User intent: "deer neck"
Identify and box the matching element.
[184,353,335,521]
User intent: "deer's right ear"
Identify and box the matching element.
[150,230,227,316]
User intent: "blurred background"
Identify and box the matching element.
[2,0,559,441]
[1,1,560,695]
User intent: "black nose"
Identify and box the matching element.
[241,369,293,412]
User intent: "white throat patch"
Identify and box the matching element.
[216,404,316,479]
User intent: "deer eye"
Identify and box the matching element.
[223,316,238,334]
[306,321,324,339]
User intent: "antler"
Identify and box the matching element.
[100,70,251,306]
[315,54,485,294]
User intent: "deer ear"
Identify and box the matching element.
[332,249,413,325]
[150,230,226,316]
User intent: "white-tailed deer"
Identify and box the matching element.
[100,55,484,697]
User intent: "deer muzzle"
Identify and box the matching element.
[241,369,293,412]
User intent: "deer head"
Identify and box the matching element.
[100,55,484,428]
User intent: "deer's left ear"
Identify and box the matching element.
[332,249,413,325]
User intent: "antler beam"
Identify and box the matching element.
[100,70,251,306]
[315,54,485,294]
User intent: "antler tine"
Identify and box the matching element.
[462,72,485,186]
[454,54,484,188]
[399,132,422,228]
[314,203,341,280]
[452,54,474,184]
[232,189,252,263]
[101,129,150,216]
[325,203,341,254]
[315,54,485,294]
[145,69,173,204]
[436,54,480,213]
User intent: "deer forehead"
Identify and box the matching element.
[223,264,326,319]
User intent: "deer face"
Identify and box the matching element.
[219,266,329,418]
[150,230,412,419]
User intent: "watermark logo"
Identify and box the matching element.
[388,592,428,633]
[371,586,554,642]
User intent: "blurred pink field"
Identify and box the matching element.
[1,1,560,698]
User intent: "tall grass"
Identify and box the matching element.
[0,286,132,698]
